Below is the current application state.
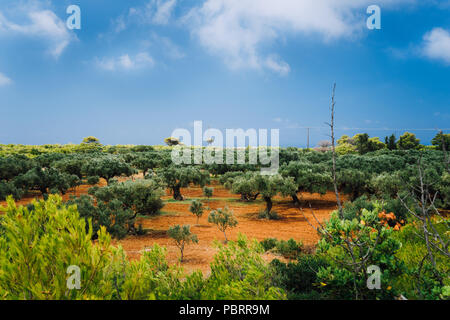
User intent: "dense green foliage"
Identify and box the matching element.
[260,238,303,259]
[223,172,297,217]
[14,167,80,196]
[0,196,285,300]
[68,179,165,239]
[156,165,210,200]
[315,204,405,300]
[0,141,448,300]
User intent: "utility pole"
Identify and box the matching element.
[307,127,310,149]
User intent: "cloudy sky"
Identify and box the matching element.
[1,0,449,146]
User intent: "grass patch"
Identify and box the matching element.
[137,211,179,219]
[258,210,281,220]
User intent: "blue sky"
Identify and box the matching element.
[0,0,449,147]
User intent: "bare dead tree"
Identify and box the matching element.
[398,156,449,292]
[439,130,449,173]
[296,83,390,299]
[325,83,343,218]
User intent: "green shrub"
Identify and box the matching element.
[270,254,329,300]
[260,238,303,259]
[392,222,449,299]
[316,203,405,300]
[0,181,24,200]
[275,239,303,259]
[113,243,205,300]
[204,234,286,300]
[89,178,165,216]
[0,196,286,300]
[67,195,136,239]
[86,175,100,185]
[342,195,409,224]
[0,195,123,299]
[260,238,278,251]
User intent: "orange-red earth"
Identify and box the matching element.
[0,178,346,275]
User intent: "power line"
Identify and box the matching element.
[294,126,449,131]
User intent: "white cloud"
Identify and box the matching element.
[422,27,450,65]
[96,52,155,71]
[264,55,290,76]
[147,33,185,59]
[0,8,73,58]
[116,0,177,30]
[184,0,413,75]
[152,0,177,25]
[0,72,12,86]
[272,117,301,128]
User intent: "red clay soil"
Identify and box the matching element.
[119,184,344,275]
[0,178,344,275]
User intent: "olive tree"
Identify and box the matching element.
[221,171,259,201]
[370,171,404,198]
[167,225,198,262]
[164,137,181,146]
[82,156,135,185]
[0,155,34,181]
[53,156,88,179]
[14,167,80,196]
[157,166,210,200]
[203,186,213,208]
[208,207,238,243]
[279,161,332,205]
[71,178,165,237]
[203,186,213,199]
[131,154,159,176]
[0,181,24,200]
[229,173,260,201]
[336,168,372,201]
[189,200,204,224]
[67,195,136,239]
[88,178,165,217]
[253,174,297,217]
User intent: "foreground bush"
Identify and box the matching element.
[316,203,405,300]
[204,235,287,300]
[0,195,121,299]
[270,254,329,300]
[260,238,303,259]
[392,222,449,300]
[0,196,286,300]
